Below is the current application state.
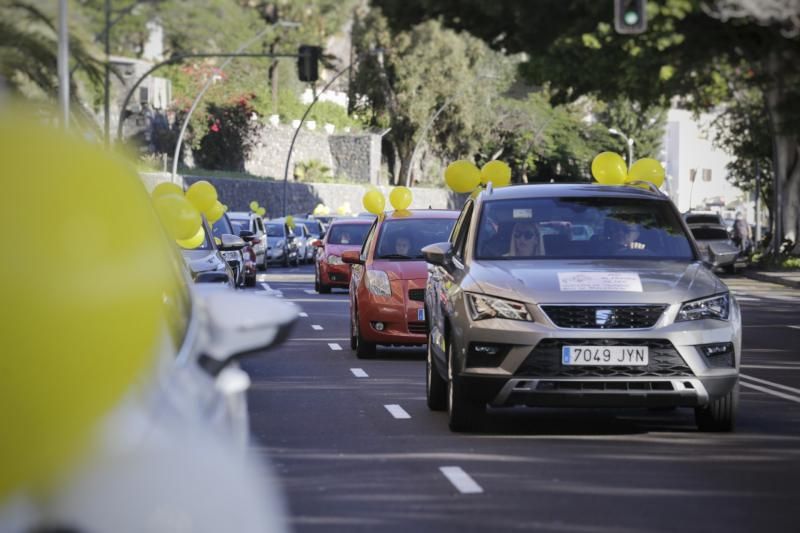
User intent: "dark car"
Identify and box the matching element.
[265,220,299,267]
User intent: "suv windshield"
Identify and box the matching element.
[211,215,234,239]
[327,224,370,245]
[376,218,456,259]
[476,197,694,260]
[266,224,284,237]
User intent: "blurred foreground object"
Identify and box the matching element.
[0,104,295,532]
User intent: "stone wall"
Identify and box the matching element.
[141,172,466,217]
[243,123,381,185]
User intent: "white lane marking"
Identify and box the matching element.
[789,325,800,330]
[439,466,484,494]
[351,368,368,378]
[328,343,342,351]
[735,296,761,302]
[311,324,323,330]
[260,283,272,291]
[299,312,308,317]
[740,374,800,396]
[742,364,800,370]
[384,404,411,419]
[304,289,317,295]
[740,382,800,404]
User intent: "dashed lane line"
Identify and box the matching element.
[298,312,308,317]
[740,381,800,404]
[304,289,317,295]
[351,368,368,378]
[439,467,484,494]
[742,364,800,370]
[311,325,324,330]
[328,343,343,351]
[384,404,411,419]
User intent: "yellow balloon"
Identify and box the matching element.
[337,202,352,216]
[176,227,206,249]
[154,193,202,240]
[249,201,259,211]
[445,160,481,193]
[151,182,183,201]
[591,152,628,185]
[362,189,385,215]
[257,206,266,217]
[392,209,412,218]
[389,186,412,210]
[480,160,512,187]
[1,106,184,499]
[627,158,665,188]
[286,215,295,229]
[313,203,326,216]
[205,201,225,224]
[185,180,218,212]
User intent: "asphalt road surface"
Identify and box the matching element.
[242,263,800,533]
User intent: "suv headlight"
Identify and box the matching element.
[466,293,532,321]
[328,254,343,265]
[366,270,391,296]
[677,293,730,322]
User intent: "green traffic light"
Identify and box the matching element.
[624,11,639,25]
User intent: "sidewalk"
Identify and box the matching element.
[742,269,800,289]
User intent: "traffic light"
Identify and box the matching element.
[614,0,647,34]
[297,45,322,82]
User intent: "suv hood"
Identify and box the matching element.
[470,259,725,305]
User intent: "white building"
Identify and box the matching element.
[661,108,752,220]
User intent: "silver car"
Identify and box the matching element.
[423,184,741,433]
[688,223,744,274]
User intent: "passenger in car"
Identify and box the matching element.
[507,221,545,257]
[608,220,644,251]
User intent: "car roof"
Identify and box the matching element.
[227,211,254,219]
[327,217,373,226]
[479,183,667,202]
[378,209,460,221]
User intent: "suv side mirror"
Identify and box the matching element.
[421,242,453,268]
[341,250,363,265]
[219,234,246,251]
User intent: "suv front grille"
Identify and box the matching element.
[516,339,693,378]
[408,289,425,302]
[541,305,667,329]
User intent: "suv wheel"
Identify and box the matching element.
[355,312,376,359]
[426,330,446,411]
[695,385,738,432]
[447,335,483,431]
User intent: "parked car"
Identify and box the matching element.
[343,210,458,358]
[295,217,325,260]
[228,212,268,271]
[314,218,372,293]
[212,213,245,287]
[181,220,243,288]
[265,220,299,267]
[423,183,741,433]
[688,223,745,274]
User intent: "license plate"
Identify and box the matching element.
[562,346,649,366]
[418,308,425,321]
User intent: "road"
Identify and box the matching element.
[242,264,800,533]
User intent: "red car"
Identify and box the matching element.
[314,218,372,294]
[342,210,458,358]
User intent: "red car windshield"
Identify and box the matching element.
[327,224,370,245]
[375,218,456,259]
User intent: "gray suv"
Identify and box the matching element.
[423,184,741,432]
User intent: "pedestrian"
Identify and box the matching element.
[732,212,752,255]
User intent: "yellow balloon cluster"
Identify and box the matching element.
[286,215,295,229]
[250,200,266,217]
[362,186,415,215]
[1,107,182,499]
[445,159,512,194]
[337,202,352,216]
[151,180,228,248]
[313,203,330,216]
[389,186,412,210]
[591,152,665,189]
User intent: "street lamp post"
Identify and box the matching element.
[608,128,634,170]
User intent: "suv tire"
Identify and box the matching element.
[426,331,446,411]
[695,385,738,432]
[447,335,484,431]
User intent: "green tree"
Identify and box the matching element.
[351,10,513,186]
[374,0,800,253]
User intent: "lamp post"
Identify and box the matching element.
[608,128,634,170]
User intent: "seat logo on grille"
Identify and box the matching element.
[595,309,614,326]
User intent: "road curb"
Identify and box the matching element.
[742,270,800,289]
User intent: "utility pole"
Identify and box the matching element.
[57,0,70,127]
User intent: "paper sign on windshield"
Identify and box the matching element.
[558,272,643,292]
